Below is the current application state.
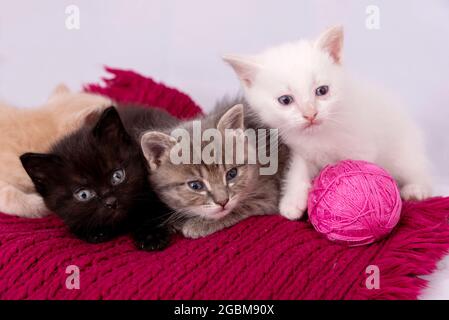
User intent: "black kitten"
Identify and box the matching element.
[21,106,179,250]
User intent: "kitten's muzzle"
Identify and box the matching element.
[303,111,318,123]
[103,196,118,209]
[215,198,229,208]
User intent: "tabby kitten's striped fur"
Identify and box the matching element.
[141,99,288,238]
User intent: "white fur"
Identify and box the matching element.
[420,253,449,300]
[225,26,432,219]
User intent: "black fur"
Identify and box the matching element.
[20,105,180,250]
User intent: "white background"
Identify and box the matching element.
[0,0,448,298]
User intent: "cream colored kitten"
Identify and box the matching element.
[0,85,111,217]
[224,26,432,220]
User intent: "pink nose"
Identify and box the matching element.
[216,198,229,208]
[303,112,318,122]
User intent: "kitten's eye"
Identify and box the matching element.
[187,180,204,191]
[226,167,238,181]
[74,189,96,202]
[111,169,126,186]
[315,85,329,96]
[277,95,294,106]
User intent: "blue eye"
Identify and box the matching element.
[74,189,96,202]
[278,95,294,106]
[226,167,238,181]
[316,85,329,96]
[111,169,126,186]
[188,180,204,191]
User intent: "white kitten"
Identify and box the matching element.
[224,25,432,220]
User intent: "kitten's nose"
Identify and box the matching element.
[215,198,229,209]
[104,196,118,209]
[303,112,318,122]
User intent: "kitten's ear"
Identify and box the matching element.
[141,132,176,171]
[48,83,70,101]
[223,54,260,88]
[217,104,245,133]
[60,105,106,132]
[92,106,130,143]
[315,25,344,64]
[75,105,106,126]
[20,153,64,187]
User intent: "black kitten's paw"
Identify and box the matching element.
[74,231,113,244]
[134,229,171,251]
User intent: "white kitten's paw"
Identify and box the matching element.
[279,192,308,220]
[401,184,432,201]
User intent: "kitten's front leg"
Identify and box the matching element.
[0,182,49,218]
[181,219,214,239]
[71,227,115,244]
[279,152,311,220]
[133,225,171,251]
[181,214,245,239]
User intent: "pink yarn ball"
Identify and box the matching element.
[308,160,402,246]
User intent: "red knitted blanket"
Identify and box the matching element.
[0,67,448,299]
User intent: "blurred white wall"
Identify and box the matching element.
[0,0,448,191]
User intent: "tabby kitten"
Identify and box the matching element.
[141,101,287,238]
[21,106,179,250]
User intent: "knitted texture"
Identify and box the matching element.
[1,67,449,299]
[84,66,203,119]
